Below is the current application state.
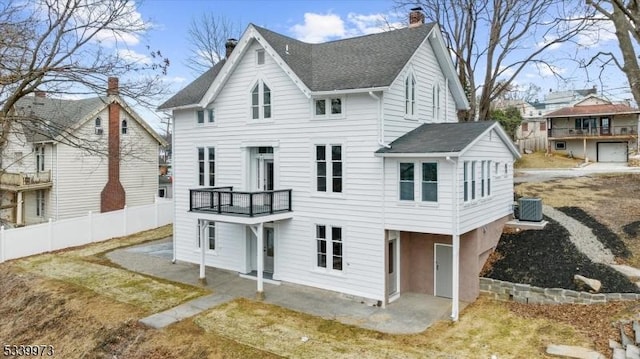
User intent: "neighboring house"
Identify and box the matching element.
[160,9,520,320]
[0,78,165,227]
[158,175,172,198]
[493,87,598,152]
[546,95,640,162]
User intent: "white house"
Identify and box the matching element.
[160,9,520,320]
[1,78,165,226]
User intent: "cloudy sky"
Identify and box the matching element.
[109,0,630,130]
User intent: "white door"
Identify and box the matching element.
[435,244,453,298]
[597,142,627,162]
[387,239,398,295]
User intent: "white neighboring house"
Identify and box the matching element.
[1,78,166,227]
[160,9,520,320]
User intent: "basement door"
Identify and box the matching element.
[434,244,453,298]
[249,225,275,274]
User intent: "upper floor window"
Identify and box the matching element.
[481,160,486,197]
[315,98,342,116]
[121,119,128,134]
[197,110,205,124]
[405,74,416,116]
[421,162,437,202]
[197,147,215,186]
[256,49,265,65]
[36,190,45,217]
[208,109,215,123]
[399,163,414,200]
[471,161,477,200]
[35,145,45,172]
[251,81,271,119]
[463,161,469,202]
[94,117,103,135]
[315,144,342,193]
[432,84,441,120]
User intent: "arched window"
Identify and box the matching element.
[405,73,416,116]
[250,80,272,120]
[95,117,101,127]
[121,119,128,134]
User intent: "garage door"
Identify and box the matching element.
[597,142,627,162]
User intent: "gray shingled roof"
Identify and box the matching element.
[376,121,496,154]
[158,59,226,110]
[15,96,109,142]
[158,23,434,109]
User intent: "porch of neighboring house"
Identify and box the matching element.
[189,186,294,297]
[0,171,52,226]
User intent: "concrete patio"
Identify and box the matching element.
[107,237,459,334]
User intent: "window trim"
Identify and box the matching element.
[314,143,343,195]
[421,162,438,202]
[197,110,205,124]
[313,97,345,118]
[256,49,265,65]
[397,161,439,203]
[121,119,128,134]
[315,224,343,273]
[250,80,272,120]
[207,108,215,123]
[197,146,215,186]
[399,162,415,201]
[405,72,417,118]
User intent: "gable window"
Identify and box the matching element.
[35,145,45,172]
[399,163,414,200]
[316,224,342,271]
[405,74,416,116]
[36,190,45,217]
[421,162,437,202]
[197,147,215,186]
[94,117,103,135]
[432,84,441,120]
[256,49,265,65]
[208,109,215,123]
[315,144,342,193]
[251,81,271,120]
[197,220,215,251]
[197,110,205,124]
[314,98,343,116]
[121,119,128,134]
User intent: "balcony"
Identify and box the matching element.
[548,125,637,139]
[189,186,293,220]
[0,170,52,191]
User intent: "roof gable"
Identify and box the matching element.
[160,22,469,110]
[375,121,519,158]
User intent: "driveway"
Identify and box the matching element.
[515,162,640,183]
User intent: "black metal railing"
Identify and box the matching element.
[548,125,637,138]
[189,186,292,217]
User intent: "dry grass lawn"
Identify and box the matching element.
[515,151,583,169]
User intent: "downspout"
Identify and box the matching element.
[171,115,177,264]
[446,156,460,321]
[369,91,390,148]
[54,143,58,221]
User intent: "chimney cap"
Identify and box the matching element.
[410,6,423,11]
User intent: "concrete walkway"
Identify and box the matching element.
[107,238,456,334]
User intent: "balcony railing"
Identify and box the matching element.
[548,125,637,138]
[0,170,52,187]
[189,186,292,217]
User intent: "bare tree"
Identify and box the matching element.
[394,0,595,121]
[0,0,169,157]
[586,0,640,106]
[185,13,241,74]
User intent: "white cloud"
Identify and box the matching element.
[346,13,402,35]
[118,49,151,64]
[498,66,516,78]
[576,19,617,47]
[535,63,566,77]
[290,13,346,43]
[536,36,562,51]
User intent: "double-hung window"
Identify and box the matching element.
[421,163,437,202]
[315,98,342,116]
[251,81,271,119]
[405,74,416,116]
[197,147,215,186]
[481,160,486,198]
[486,161,492,196]
[36,190,45,217]
[471,161,477,200]
[315,145,342,193]
[35,145,45,172]
[197,220,215,251]
[208,109,215,123]
[399,163,414,200]
[316,225,342,271]
[463,161,469,202]
[432,84,441,120]
[197,110,205,124]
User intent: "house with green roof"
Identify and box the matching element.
[160,9,519,320]
[1,78,165,227]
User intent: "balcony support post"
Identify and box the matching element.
[269,192,274,214]
[199,219,207,284]
[16,191,23,226]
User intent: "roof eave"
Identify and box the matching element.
[547,111,640,118]
[374,151,461,158]
[428,24,470,110]
[311,86,389,96]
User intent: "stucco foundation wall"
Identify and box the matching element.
[400,215,510,302]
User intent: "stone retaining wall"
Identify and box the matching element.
[480,277,640,304]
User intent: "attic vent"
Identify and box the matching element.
[519,198,543,222]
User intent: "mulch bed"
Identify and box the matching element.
[486,216,639,293]
[558,206,631,258]
[624,221,640,238]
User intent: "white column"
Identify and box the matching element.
[451,234,460,321]
[199,220,206,282]
[583,138,588,163]
[257,222,264,296]
[16,192,23,226]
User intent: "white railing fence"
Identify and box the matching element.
[0,198,173,263]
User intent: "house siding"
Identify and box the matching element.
[173,40,387,300]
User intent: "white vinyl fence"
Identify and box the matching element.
[0,199,173,263]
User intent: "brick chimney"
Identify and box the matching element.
[100,77,126,212]
[34,91,46,98]
[409,7,425,28]
[225,38,238,59]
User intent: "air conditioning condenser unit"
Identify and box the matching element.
[519,198,543,222]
